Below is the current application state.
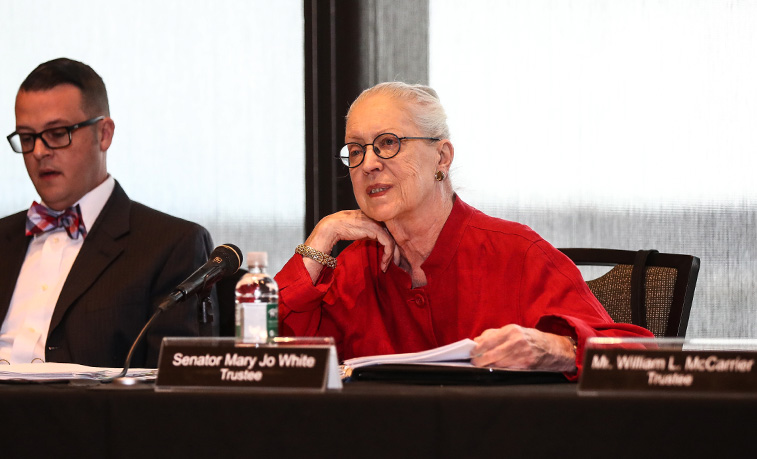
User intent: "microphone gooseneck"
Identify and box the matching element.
[110,243,243,381]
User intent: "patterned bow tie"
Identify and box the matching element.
[25,201,87,240]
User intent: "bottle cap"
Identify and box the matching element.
[247,251,268,268]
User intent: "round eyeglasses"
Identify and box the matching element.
[7,116,105,154]
[337,132,440,168]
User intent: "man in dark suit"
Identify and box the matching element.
[0,58,217,368]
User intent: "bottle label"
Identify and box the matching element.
[266,302,279,338]
[236,302,278,343]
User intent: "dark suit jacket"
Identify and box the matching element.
[0,181,216,368]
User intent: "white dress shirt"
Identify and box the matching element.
[0,176,115,364]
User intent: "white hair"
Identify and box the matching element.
[346,81,451,139]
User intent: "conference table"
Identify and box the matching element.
[2,378,756,458]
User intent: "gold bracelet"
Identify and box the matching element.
[295,244,337,269]
[568,337,578,356]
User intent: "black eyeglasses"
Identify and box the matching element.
[7,116,105,154]
[338,132,440,168]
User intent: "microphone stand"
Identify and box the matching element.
[198,284,214,326]
[108,274,214,384]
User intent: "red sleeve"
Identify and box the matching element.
[518,240,654,380]
[275,254,335,337]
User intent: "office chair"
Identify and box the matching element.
[558,248,700,337]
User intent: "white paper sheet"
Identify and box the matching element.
[342,339,477,370]
[0,363,156,381]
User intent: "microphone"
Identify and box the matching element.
[109,244,243,383]
[157,243,243,312]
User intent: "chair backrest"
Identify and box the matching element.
[558,248,700,338]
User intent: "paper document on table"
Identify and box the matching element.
[0,363,157,381]
[343,338,477,370]
[340,339,569,384]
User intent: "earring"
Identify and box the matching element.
[434,171,446,181]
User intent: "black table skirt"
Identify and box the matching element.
[2,381,756,458]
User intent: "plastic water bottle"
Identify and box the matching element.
[235,251,279,343]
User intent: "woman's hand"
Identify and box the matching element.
[471,325,577,373]
[302,210,399,283]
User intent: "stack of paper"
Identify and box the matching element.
[0,363,156,381]
[342,339,477,370]
[340,339,568,384]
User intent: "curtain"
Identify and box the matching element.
[0,0,305,274]
[430,0,757,338]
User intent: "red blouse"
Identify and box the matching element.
[275,197,653,374]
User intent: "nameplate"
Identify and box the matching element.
[579,345,757,394]
[155,337,342,391]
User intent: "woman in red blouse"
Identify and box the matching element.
[275,82,652,376]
